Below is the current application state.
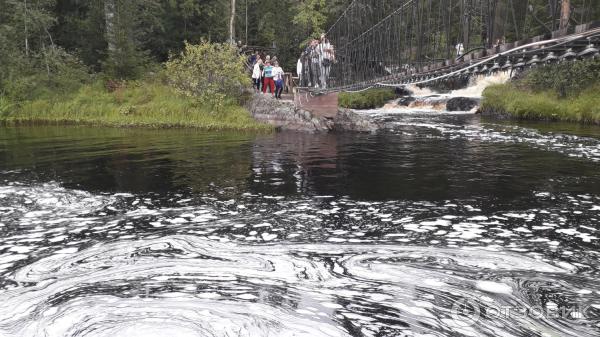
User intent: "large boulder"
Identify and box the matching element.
[333,109,379,133]
[245,93,333,133]
[446,97,481,111]
[395,86,412,96]
[246,93,381,133]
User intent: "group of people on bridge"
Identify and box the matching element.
[297,34,336,90]
[250,53,286,99]
[248,33,336,96]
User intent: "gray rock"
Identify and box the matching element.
[246,93,381,133]
[395,86,412,96]
[245,93,333,133]
[398,96,416,106]
[333,109,379,133]
[446,97,481,111]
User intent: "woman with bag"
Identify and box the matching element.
[252,58,263,92]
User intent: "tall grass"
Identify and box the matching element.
[339,88,396,109]
[482,84,600,124]
[482,59,600,125]
[1,81,271,131]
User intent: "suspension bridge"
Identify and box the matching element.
[296,0,600,114]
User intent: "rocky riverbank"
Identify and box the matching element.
[246,90,483,134]
[246,94,378,133]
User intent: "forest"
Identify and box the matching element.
[1,0,599,128]
[0,0,346,92]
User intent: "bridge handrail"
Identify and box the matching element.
[332,27,600,93]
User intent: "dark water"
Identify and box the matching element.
[1,112,600,337]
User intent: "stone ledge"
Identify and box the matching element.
[246,93,377,133]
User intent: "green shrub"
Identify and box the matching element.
[1,47,91,102]
[165,41,250,110]
[0,95,13,116]
[520,58,600,98]
[339,88,396,109]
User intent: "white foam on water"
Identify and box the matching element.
[475,281,513,294]
[0,183,599,336]
[449,72,511,98]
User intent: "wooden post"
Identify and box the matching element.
[559,0,571,32]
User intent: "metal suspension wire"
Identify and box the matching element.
[304,0,600,93]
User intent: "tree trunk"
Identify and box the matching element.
[229,0,236,44]
[462,0,470,50]
[559,0,571,32]
[104,0,117,53]
[23,0,29,56]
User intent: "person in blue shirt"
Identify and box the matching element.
[262,61,275,95]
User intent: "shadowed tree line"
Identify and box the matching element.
[0,0,346,90]
[1,0,599,102]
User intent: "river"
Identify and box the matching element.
[1,111,600,336]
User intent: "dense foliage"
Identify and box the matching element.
[0,0,348,91]
[166,42,250,109]
[520,58,600,98]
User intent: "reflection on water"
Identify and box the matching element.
[0,115,600,337]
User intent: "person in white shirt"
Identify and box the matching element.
[318,34,334,89]
[272,61,285,99]
[252,58,263,92]
[297,58,303,87]
[309,38,321,88]
[455,42,464,57]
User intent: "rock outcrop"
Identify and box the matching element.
[246,94,377,133]
[333,109,379,133]
[446,97,481,111]
[245,94,333,133]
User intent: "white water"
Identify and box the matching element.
[384,71,512,112]
[450,71,512,98]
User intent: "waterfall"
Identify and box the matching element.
[449,71,512,98]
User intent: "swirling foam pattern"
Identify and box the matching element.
[0,183,600,336]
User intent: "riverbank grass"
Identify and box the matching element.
[1,82,271,131]
[482,84,600,124]
[482,58,600,124]
[339,88,396,109]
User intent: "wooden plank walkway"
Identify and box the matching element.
[294,91,339,118]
